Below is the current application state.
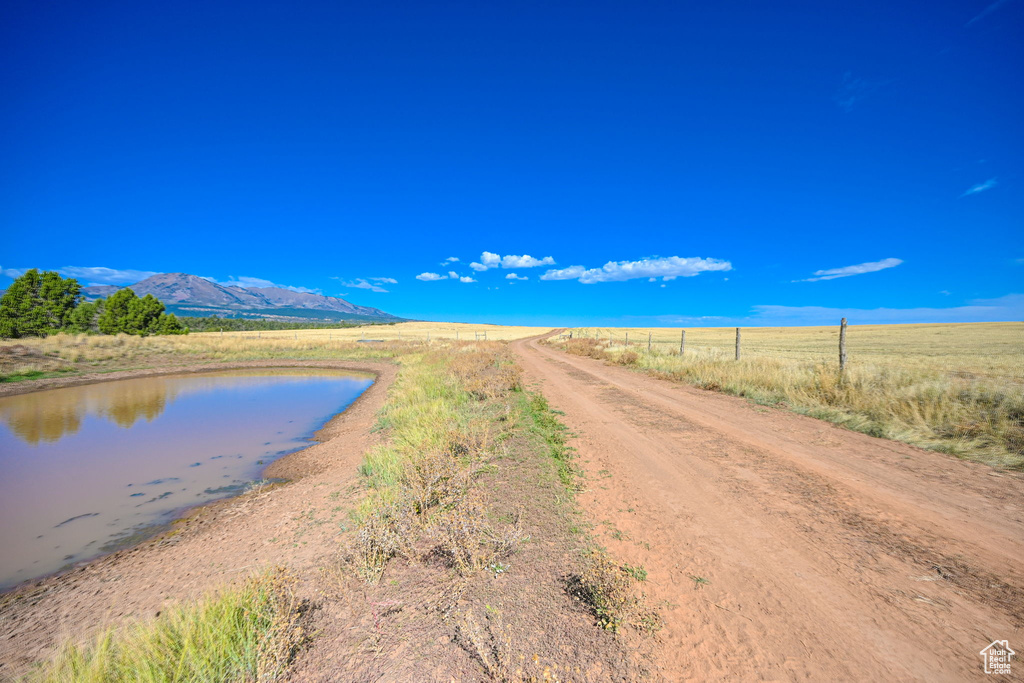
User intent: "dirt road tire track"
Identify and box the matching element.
[512,334,1024,681]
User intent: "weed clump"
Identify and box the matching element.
[567,550,662,634]
[616,350,639,366]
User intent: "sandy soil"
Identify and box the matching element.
[0,360,397,679]
[512,334,1024,681]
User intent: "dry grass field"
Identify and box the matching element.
[0,322,553,381]
[569,322,1023,378]
[555,322,1024,469]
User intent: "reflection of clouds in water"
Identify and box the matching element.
[0,369,372,446]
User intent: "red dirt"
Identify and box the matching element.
[512,335,1024,681]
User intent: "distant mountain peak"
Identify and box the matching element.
[80,272,398,321]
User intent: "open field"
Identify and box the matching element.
[0,323,552,382]
[569,322,1023,378]
[555,322,1024,469]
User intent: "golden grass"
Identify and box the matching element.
[556,323,1024,469]
[570,322,1023,378]
[348,342,526,581]
[0,323,551,379]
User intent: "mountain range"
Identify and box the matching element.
[81,273,399,322]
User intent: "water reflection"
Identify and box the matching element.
[0,368,374,590]
[0,369,374,446]
[0,381,178,444]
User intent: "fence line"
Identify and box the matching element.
[569,320,855,366]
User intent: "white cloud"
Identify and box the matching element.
[500,254,555,269]
[1,267,28,279]
[541,256,731,284]
[417,271,475,283]
[470,251,555,271]
[961,178,997,197]
[442,257,460,264]
[333,278,389,293]
[967,0,1011,26]
[795,257,902,283]
[506,273,528,281]
[58,266,159,285]
[470,251,502,271]
[540,265,587,281]
[210,275,321,294]
[370,277,397,284]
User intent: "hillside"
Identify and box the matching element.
[81,273,400,322]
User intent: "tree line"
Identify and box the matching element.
[0,269,187,338]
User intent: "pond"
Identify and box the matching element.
[0,368,374,591]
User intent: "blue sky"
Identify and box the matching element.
[2,0,1021,326]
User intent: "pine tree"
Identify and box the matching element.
[155,312,188,335]
[0,269,81,338]
[98,288,137,335]
[123,294,165,335]
[67,300,99,333]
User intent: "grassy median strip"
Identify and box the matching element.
[348,343,527,582]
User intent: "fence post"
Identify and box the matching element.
[647,332,652,353]
[680,329,685,355]
[839,318,848,372]
[625,331,628,346]
[484,331,487,341]
[294,332,297,341]
[735,328,741,360]
[456,330,459,341]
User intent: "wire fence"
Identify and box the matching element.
[560,322,1024,380]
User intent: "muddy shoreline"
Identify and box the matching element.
[0,359,397,678]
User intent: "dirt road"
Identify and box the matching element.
[512,335,1024,681]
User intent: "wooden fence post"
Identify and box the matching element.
[625,332,629,346]
[839,318,848,372]
[735,327,741,360]
[680,329,685,355]
[647,332,652,353]
[456,330,459,341]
